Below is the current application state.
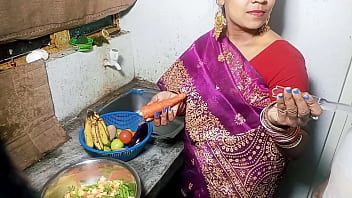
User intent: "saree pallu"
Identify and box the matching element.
[157,30,287,198]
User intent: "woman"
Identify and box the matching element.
[150,0,323,197]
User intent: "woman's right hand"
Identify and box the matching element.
[147,91,186,126]
[267,87,323,128]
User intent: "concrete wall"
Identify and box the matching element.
[46,33,135,122]
[120,0,218,82]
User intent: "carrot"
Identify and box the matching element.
[139,92,187,118]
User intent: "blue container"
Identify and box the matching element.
[79,111,153,161]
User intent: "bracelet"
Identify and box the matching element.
[260,102,303,149]
[271,126,301,142]
[260,102,286,133]
[276,133,303,149]
[271,126,302,148]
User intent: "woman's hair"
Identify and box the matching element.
[0,139,38,198]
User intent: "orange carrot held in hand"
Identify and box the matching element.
[138,92,187,119]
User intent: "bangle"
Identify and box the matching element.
[276,133,303,149]
[260,102,288,133]
[273,126,301,142]
[260,102,303,149]
[260,102,285,132]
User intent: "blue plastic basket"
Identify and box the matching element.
[79,111,153,161]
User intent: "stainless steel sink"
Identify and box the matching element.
[98,88,184,139]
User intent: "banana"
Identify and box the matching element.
[92,111,101,120]
[91,119,104,150]
[83,115,94,148]
[99,117,109,137]
[97,118,110,146]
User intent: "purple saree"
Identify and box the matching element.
[157,30,287,198]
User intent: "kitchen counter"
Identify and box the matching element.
[24,80,184,198]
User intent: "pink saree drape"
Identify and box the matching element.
[157,30,287,198]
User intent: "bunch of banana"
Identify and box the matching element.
[83,111,111,150]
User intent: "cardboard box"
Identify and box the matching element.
[0,61,68,170]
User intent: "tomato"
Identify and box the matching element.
[125,129,135,137]
[118,130,132,144]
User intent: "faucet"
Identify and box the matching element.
[103,48,121,70]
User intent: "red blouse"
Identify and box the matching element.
[250,40,309,101]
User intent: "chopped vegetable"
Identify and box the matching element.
[64,176,136,198]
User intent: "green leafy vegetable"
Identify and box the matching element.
[64,177,136,198]
[103,183,113,192]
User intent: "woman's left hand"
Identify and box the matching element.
[267,87,323,128]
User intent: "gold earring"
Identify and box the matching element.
[213,9,225,40]
[257,15,271,35]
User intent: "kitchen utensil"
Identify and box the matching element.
[69,37,93,52]
[272,85,352,113]
[79,111,153,161]
[136,92,187,119]
[312,96,352,113]
[130,92,187,142]
[40,157,141,198]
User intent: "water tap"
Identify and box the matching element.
[103,48,121,70]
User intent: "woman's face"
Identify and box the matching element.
[220,0,276,32]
